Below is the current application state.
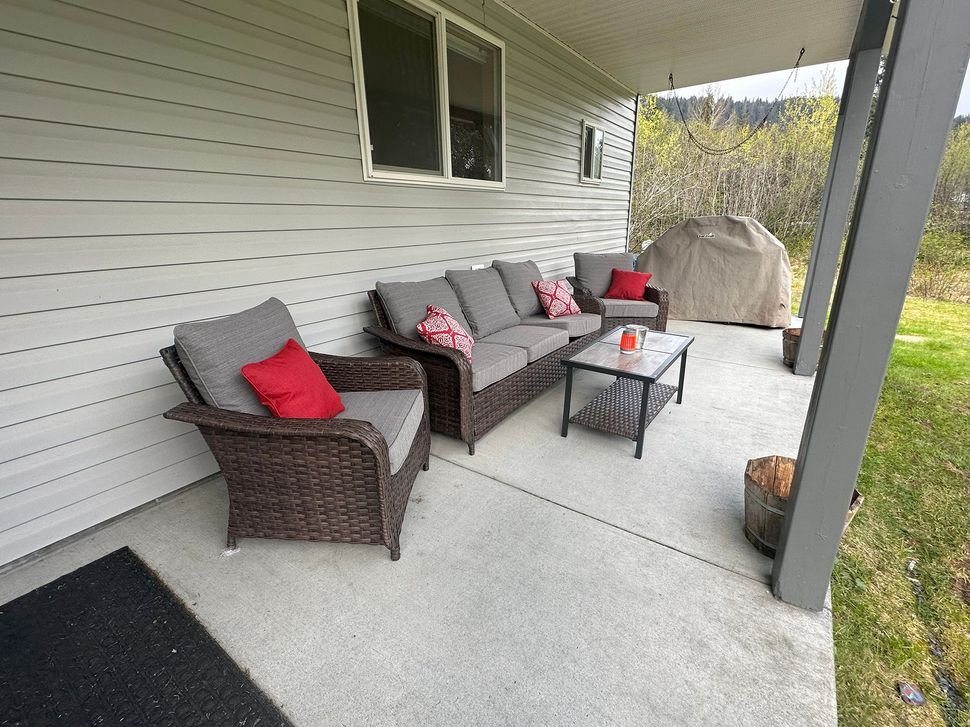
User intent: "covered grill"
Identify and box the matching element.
[636,216,793,328]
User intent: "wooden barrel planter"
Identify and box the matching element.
[744,455,863,558]
[782,328,801,367]
[782,327,826,368]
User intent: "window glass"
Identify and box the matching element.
[446,22,502,182]
[358,0,441,173]
[582,124,605,181]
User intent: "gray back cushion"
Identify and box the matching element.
[492,259,543,317]
[445,268,521,338]
[376,277,471,340]
[174,297,303,415]
[574,252,636,297]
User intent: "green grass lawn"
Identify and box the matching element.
[827,296,970,726]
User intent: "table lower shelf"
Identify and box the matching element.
[569,378,678,441]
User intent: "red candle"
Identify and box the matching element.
[620,328,638,354]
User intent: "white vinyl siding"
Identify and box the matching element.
[0,0,637,566]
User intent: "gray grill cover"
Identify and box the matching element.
[636,216,792,327]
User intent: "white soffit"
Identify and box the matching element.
[499,0,866,94]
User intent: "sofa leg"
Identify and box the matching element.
[467,441,475,455]
[226,533,237,549]
[390,546,401,561]
[422,461,430,471]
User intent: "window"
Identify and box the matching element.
[349,0,505,188]
[580,121,605,184]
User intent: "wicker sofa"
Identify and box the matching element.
[364,260,605,454]
[162,298,430,561]
[567,251,669,332]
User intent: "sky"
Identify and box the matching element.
[658,60,970,118]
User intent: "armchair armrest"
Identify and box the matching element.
[163,402,397,504]
[307,351,427,394]
[163,402,385,443]
[644,283,669,331]
[644,283,668,306]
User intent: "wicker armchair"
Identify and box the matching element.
[161,347,430,561]
[364,291,604,455]
[567,279,670,332]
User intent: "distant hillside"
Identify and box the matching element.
[653,97,969,129]
[651,95,834,128]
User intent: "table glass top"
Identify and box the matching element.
[565,327,693,380]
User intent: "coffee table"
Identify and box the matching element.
[560,327,694,458]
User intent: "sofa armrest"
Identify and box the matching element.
[363,326,471,372]
[566,276,592,297]
[572,293,606,317]
[569,294,607,335]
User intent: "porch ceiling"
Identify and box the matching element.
[500,0,867,93]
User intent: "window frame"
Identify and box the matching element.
[579,120,605,185]
[347,0,507,190]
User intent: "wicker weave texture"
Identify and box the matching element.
[160,347,430,560]
[570,379,678,440]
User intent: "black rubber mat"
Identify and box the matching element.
[0,547,292,727]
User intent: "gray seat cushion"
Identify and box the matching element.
[469,343,528,392]
[573,252,635,297]
[479,325,569,363]
[601,298,660,318]
[376,277,472,341]
[445,268,520,338]
[519,312,602,337]
[174,297,304,415]
[336,389,424,474]
[491,259,543,317]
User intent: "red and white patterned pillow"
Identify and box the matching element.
[532,280,581,319]
[416,305,474,361]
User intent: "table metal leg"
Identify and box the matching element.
[677,351,688,404]
[561,367,574,437]
[635,381,651,459]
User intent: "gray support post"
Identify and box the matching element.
[794,49,881,374]
[772,0,970,611]
[795,0,891,375]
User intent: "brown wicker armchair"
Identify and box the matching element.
[567,280,670,332]
[364,290,604,455]
[161,347,430,561]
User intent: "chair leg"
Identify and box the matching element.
[389,546,401,561]
[226,533,237,549]
[467,441,475,455]
[422,461,430,471]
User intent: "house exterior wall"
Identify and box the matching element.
[0,0,637,566]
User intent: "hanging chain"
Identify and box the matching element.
[667,47,806,156]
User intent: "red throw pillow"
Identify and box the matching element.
[604,268,653,301]
[240,338,345,418]
[532,280,581,318]
[416,305,474,361]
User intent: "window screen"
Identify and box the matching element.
[358,0,441,174]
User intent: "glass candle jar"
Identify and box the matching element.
[619,326,638,354]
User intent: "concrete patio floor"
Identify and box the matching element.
[0,321,835,726]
